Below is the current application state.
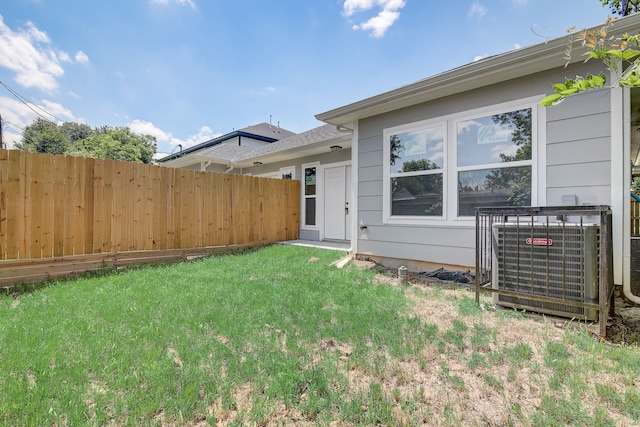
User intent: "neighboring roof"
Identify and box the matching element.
[157,122,296,163]
[316,14,640,128]
[198,143,255,162]
[234,124,345,161]
[239,122,297,140]
[159,124,352,169]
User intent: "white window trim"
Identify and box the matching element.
[301,161,320,230]
[383,95,545,226]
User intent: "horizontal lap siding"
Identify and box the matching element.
[545,85,612,206]
[355,62,611,268]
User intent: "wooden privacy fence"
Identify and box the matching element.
[0,149,300,286]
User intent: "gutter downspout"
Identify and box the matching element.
[616,77,640,304]
[201,160,212,172]
[224,164,234,174]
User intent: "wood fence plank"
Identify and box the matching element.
[92,158,105,253]
[52,155,66,256]
[74,156,87,255]
[181,170,195,249]
[84,158,95,254]
[157,165,168,249]
[143,164,154,250]
[64,156,76,255]
[125,161,136,251]
[134,163,145,250]
[0,149,7,259]
[101,159,114,252]
[40,154,55,258]
[173,168,183,249]
[29,153,43,258]
[110,160,123,252]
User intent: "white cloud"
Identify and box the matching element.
[40,99,75,121]
[514,43,522,49]
[75,50,89,64]
[128,120,220,150]
[0,15,64,91]
[150,0,196,11]
[342,0,406,38]
[473,54,488,62]
[58,51,71,63]
[128,119,172,141]
[468,2,487,19]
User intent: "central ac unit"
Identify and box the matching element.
[491,222,599,320]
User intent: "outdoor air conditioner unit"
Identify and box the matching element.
[491,222,599,320]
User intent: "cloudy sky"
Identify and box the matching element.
[1,1,611,156]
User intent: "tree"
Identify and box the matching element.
[60,122,95,142]
[600,0,640,16]
[68,127,156,163]
[16,120,157,163]
[540,18,640,107]
[15,118,60,152]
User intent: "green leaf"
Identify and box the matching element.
[539,94,564,107]
[621,49,640,61]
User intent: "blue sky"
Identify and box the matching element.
[0,0,614,156]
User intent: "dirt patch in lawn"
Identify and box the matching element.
[343,259,639,426]
[358,259,640,346]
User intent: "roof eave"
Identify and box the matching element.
[232,134,352,168]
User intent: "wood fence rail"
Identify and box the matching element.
[0,149,299,286]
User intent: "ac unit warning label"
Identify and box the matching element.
[525,237,553,246]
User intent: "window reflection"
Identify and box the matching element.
[389,127,444,174]
[457,108,531,167]
[458,166,531,216]
[391,175,443,216]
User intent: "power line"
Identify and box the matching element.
[0,80,65,123]
[4,120,24,132]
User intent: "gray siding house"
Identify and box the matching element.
[317,14,640,300]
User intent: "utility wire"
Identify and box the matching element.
[0,80,65,123]
[4,120,24,132]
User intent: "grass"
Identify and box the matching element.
[0,244,639,426]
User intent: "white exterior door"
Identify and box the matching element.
[324,165,351,240]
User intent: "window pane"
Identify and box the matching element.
[457,108,532,167]
[458,166,531,216]
[305,167,316,195]
[391,175,443,216]
[389,126,444,174]
[305,198,316,226]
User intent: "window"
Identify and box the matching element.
[456,108,532,216]
[385,124,445,217]
[280,166,294,180]
[383,99,537,223]
[303,164,317,227]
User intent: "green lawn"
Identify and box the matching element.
[0,244,638,426]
